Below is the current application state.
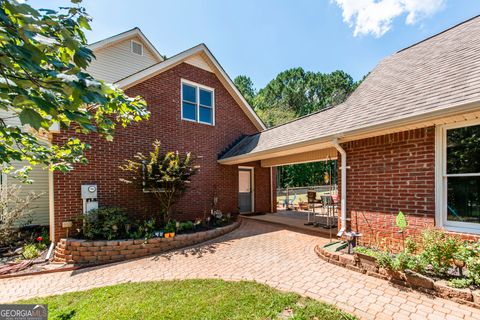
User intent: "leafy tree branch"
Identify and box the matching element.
[0,0,149,181]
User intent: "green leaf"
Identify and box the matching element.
[77,15,91,30]
[19,109,44,130]
[396,211,408,231]
[0,0,148,180]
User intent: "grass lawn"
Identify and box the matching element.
[19,279,356,320]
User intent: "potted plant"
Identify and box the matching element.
[164,220,176,238]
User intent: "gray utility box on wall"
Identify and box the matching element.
[81,184,98,214]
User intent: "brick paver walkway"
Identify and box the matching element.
[1,219,478,320]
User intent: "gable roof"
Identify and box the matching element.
[89,27,164,62]
[116,44,267,131]
[219,15,480,164]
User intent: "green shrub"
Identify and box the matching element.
[453,242,475,263]
[164,220,177,232]
[466,256,480,285]
[376,250,395,269]
[127,218,157,240]
[395,252,427,272]
[448,278,473,288]
[22,243,40,259]
[354,246,379,258]
[178,221,194,232]
[404,236,417,254]
[80,207,131,240]
[420,229,461,276]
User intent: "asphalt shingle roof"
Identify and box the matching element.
[221,15,480,160]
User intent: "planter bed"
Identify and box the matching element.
[54,221,240,265]
[314,244,480,309]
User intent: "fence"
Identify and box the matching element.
[276,185,337,202]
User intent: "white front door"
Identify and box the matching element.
[238,168,254,213]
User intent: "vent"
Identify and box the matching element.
[131,40,143,56]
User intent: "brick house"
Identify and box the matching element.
[220,16,480,248]
[5,17,480,247]
[46,29,274,241]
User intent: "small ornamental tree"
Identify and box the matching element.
[120,140,199,223]
[396,211,408,250]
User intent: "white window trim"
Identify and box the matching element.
[435,118,480,234]
[131,40,144,56]
[180,79,215,126]
[239,166,255,213]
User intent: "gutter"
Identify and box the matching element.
[218,99,480,165]
[332,138,347,237]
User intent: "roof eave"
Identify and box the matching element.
[88,28,164,62]
[115,44,266,131]
[218,99,480,165]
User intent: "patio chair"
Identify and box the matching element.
[286,194,297,210]
[314,195,337,228]
[305,191,321,225]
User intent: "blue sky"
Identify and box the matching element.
[36,0,480,88]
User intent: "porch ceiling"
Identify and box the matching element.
[260,148,337,167]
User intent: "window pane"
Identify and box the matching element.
[182,102,196,121]
[199,106,212,124]
[182,84,196,103]
[447,176,480,224]
[199,89,212,106]
[447,124,480,174]
[239,170,251,193]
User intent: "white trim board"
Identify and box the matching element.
[181,79,215,126]
[238,166,255,213]
[435,118,480,234]
[89,28,164,62]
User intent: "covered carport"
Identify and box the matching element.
[219,138,347,238]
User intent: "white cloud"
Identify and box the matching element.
[333,0,445,37]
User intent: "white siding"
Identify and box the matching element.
[185,54,213,72]
[0,112,49,226]
[5,162,50,226]
[0,110,21,127]
[87,36,160,83]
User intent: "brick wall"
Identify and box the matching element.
[340,128,436,250]
[54,221,240,264]
[52,62,272,241]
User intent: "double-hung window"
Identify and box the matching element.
[437,120,480,233]
[181,80,214,125]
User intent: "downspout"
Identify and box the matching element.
[270,167,274,213]
[332,139,347,237]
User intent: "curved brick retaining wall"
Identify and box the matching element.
[315,245,480,309]
[54,222,240,264]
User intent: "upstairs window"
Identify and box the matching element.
[131,40,143,56]
[181,80,214,125]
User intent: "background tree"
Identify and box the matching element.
[0,0,148,181]
[233,75,256,106]
[120,141,199,223]
[235,68,362,188]
[254,68,359,125]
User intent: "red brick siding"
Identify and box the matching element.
[340,128,436,250]
[52,62,272,241]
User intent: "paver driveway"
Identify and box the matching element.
[1,219,478,320]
